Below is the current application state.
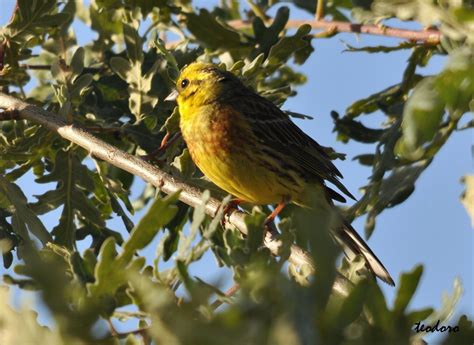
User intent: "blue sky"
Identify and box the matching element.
[1,1,472,343]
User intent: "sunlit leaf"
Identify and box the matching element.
[393,265,423,314]
[460,175,474,226]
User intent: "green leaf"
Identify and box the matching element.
[266,24,313,67]
[422,278,463,333]
[153,38,178,75]
[88,236,147,302]
[353,154,376,166]
[171,191,216,270]
[88,236,121,297]
[0,176,51,245]
[123,23,143,63]
[161,107,180,133]
[434,48,474,120]
[70,73,93,101]
[70,47,85,78]
[110,57,132,81]
[32,150,102,248]
[34,13,70,27]
[364,161,429,238]
[365,282,391,328]
[393,265,423,314]
[93,160,134,232]
[242,53,265,78]
[244,208,266,255]
[291,187,338,308]
[70,251,94,283]
[342,41,420,54]
[399,77,445,150]
[90,2,123,38]
[345,83,406,118]
[442,315,474,345]
[253,6,289,58]
[332,111,385,143]
[110,55,160,120]
[162,202,189,261]
[0,289,63,344]
[406,308,434,325]
[335,279,369,329]
[171,148,196,180]
[460,175,474,227]
[176,259,194,292]
[3,0,57,43]
[119,192,180,264]
[186,9,243,51]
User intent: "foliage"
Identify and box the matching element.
[0,0,472,344]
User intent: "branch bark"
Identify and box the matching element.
[19,64,105,74]
[8,20,440,76]
[0,92,354,297]
[228,19,441,43]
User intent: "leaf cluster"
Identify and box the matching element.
[0,1,472,344]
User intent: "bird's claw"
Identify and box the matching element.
[140,132,181,163]
[218,199,242,228]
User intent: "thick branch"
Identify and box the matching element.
[0,92,353,297]
[11,21,440,77]
[0,108,19,121]
[228,19,441,43]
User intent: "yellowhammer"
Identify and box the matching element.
[166,62,394,286]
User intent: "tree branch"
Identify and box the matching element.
[228,19,441,43]
[0,108,19,121]
[210,283,240,310]
[20,64,106,74]
[0,92,354,297]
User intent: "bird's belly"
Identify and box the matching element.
[189,141,301,204]
[180,106,303,204]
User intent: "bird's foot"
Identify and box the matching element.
[263,198,288,227]
[218,199,242,227]
[141,131,181,162]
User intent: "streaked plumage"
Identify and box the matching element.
[171,62,394,286]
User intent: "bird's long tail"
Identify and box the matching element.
[332,220,395,286]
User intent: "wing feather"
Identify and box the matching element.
[228,88,355,201]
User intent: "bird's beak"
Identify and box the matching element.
[165,89,179,102]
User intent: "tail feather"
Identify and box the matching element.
[333,221,395,286]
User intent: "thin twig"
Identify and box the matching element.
[106,319,118,337]
[210,283,240,310]
[247,0,267,21]
[143,19,161,38]
[0,42,4,72]
[20,64,106,74]
[19,64,53,70]
[0,92,353,297]
[111,327,149,339]
[228,19,441,43]
[7,1,19,26]
[7,19,439,79]
[86,126,123,133]
[141,132,181,161]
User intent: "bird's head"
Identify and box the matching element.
[165,62,237,107]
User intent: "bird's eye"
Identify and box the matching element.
[181,79,189,88]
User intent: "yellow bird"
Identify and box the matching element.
[166,62,394,286]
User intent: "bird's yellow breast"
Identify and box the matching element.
[179,103,303,204]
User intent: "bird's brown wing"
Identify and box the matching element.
[235,91,355,202]
[223,86,397,285]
